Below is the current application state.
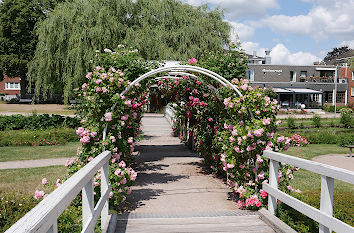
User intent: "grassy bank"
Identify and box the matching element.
[0,142,79,162]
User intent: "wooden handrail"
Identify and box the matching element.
[6,151,111,233]
[263,150,354,233]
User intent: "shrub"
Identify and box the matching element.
[0,192,89,232]
[276,190,354,232]
[287,116,296,129]
[323,104,348,113]
[312,114,321,128]
[0,114,80,131]
[340,108,353,128]
[0,128,77,146]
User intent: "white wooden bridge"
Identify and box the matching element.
[5,113,354,233]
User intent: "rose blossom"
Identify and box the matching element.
[41,178,48,185]
[104,112,113,122]
[34,190,45,199]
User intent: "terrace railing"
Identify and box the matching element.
[6,151,112,233]
[263,150,354,233]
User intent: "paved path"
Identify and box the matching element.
[113,114,275,233]
[0,157,69,170]
[312,154,354,171]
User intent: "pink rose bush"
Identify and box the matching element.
[158,75,297,210]
[36,48,155,207]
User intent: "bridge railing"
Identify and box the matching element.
[164,105,176,126]
[6,151,112,233]
[263,150,354,233]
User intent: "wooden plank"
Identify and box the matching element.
[264,151,354,184]
[115,216,275,233]
[263,184,354,233]
[6,151,111,233]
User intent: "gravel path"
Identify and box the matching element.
[0,157,70,170]
[312,154,354,171]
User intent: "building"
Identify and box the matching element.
[0,74,21,101]
[247,64,348,108]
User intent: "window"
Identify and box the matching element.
[300,71,307,77]
[290,71,296,82]
[351,87,354,97]
[352,71,354,81]
[5,82,20,90]
[336,92,345,103]
[320,70,334,78]
[248,70,254,82]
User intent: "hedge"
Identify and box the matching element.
[0,114,80,131]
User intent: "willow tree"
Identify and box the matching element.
[28,0,231,103]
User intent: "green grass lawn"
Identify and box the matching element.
[0,166,67,195]
[0,142,79,162]
[283,144,349,160]
[279,144,354,230]
[279,118,341,128]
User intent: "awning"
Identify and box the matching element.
[272,88,293,93]
[285,88,322,94]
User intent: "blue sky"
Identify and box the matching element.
[185,0,354,65]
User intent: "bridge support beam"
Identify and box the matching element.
[268,159,278,215]
[319,175,334,233]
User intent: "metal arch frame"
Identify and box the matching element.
[120,65,242,97]
[102,65,245,141]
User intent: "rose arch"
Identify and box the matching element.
[102,65,245,141]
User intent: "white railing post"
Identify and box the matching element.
[319,175,334,233]
[101,162,110,230]
[268,159,279,215]
[82,179,94,233]
[46,222,58,233]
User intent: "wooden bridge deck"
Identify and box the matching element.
[110,114,278,233]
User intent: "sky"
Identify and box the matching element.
[184,0,354,65]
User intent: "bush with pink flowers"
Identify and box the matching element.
[157,54,297,210]
[54,47,155,207]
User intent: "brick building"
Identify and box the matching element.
[0,74,21,101]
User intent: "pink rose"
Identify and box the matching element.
[41,178,48,185]
[127,137,134,144]
[263,118,271,125]
[188,57,197,64]
[34,190,45,199]
[80,136,90,144]
[104,112,113,122]
[119,161,126,168]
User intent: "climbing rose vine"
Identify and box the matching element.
[66,47,153,206]
[157,59,297,210]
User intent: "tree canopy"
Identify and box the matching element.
[0,0,63,80]
[28,0,231,102]
[323,46,351,63]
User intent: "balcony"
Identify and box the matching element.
[299,76,347,83]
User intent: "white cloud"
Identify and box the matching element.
[185,0,279,18]
[226,20,254,42]
[339,40,354,49]
[242,42,321,65]
[257,0,354,40]
[241,41,267,57]
[270,44,321,65]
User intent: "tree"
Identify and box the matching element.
[323,46,350,63]
[0,0,63,81]
[28,0,231,103]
